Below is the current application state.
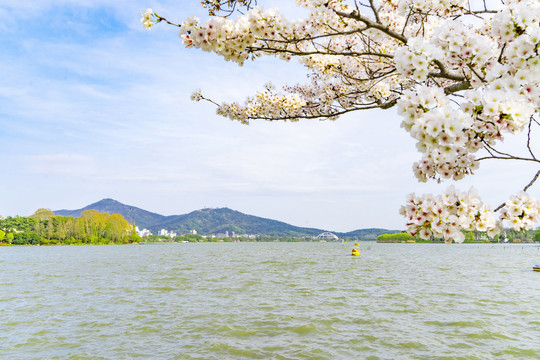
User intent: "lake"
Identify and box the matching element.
[1,242,540,359]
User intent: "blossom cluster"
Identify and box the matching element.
[400,186,500,243]
[394,0,539,182]
[141,8,155,29]
[397,86,480,182]
[216,88,307,124]
[499,192,540,231]
[204,74,376,123]
[395,0,469,17]
[177,8,306,65]
[190,89,203,102]
[394,39,437,82]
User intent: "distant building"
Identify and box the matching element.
[136,227,152,237]
[237,234,258,239]
[215,231,229,238]
[159,229,177,238]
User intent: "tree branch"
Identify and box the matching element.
[430,60,467,81]
[368,0,381,23]
[443,80,471,95]
[524,170,540,192]
[477,151,540,164]
[154,14,181,27]
[333,9,409,44]
[271,28,370,45]
[248,45,394,59]
[527,117,538,161]
[494,170,540,212]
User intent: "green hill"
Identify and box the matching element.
[54,198,166,230]
[54,199,400,238]
[153,207,324,237]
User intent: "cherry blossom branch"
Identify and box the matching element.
[146,0,540,236]
[494,170,540,212]
[272,29,369,44]
[247,45,394,59]
[242,104,382,121]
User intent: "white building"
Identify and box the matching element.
[135,227,152,237]
[159,229,177,238]
[215,231,229,238]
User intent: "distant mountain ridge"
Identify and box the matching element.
[54,199,400,239]
[54,198,166,230]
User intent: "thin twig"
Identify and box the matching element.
[334,9,409,44]
[527,117,538,160]
[155,15,181,27]
[524,170,540,192]
[494,170,540,212]
[368,0,381,23]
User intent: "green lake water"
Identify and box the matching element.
[1,242,540,359]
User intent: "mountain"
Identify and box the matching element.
[152,207,325,237]
[54,199,400,238]
[54,198,166,230]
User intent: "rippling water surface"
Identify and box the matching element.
[1,242,540,359]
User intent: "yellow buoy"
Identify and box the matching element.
[352,248,360,256]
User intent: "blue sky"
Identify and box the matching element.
[1,0,538,232]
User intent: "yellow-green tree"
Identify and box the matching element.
[31,208,55,221]
[104,213,131,243]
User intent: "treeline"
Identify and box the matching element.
[144,234,205,243]
[0,209,139,245]
[377,229,540,243]
[500,229,540,243]
[377,232,415,243]
[142,234,322,243]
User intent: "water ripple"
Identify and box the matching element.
[1,243,540,359]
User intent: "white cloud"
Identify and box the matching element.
[25,154,98,176]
